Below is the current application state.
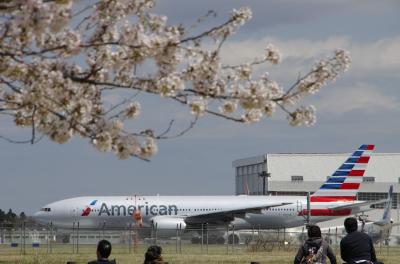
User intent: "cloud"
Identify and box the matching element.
[313,82,400,114]
[219,35,400,80]
[350,37,400,74]
[155,0,399,35]
[224,36,350,61]
[219,36,350,85]
[220,36,349,64]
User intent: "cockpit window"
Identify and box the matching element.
[40,208,51,212]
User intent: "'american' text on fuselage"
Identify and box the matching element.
[98,202,178,216]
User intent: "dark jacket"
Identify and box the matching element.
[88,259,116,264]
[340,231,377,263]
[294,237,337,264]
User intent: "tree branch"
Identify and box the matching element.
[156,117,199,139]
[180,18,234,43]
[0,135,31,144]
[31,105,36,144]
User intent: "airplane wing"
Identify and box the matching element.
[327,198,389,210]
[373,221,400,227]
[183,202,292,225]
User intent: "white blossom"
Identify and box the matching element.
[93,132,113,152]
[219,101,237,114]
[114,135,140,160]
[156,74,185,97]
[125,102,141,119]
[334,49,351,72]
[263,101,276,117]
[265,44,281,65]
[243,109,263,124]
[236,64,252,80]
[288,106,316,127]
[189,98,207,117]
[140,137,158,159]
[48,120,73,144]
[230,7,252,27]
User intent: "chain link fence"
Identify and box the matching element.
[1,222,399,257]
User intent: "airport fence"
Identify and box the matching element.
[0,222,398,257]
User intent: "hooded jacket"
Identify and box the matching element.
[294,237,337,264]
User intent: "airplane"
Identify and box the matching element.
[292,185,398,246]
[33,144,384,234]
[361,185,399,244]
[217,185,396,245]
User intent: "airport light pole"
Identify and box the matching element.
[305,192,311,228]
[258,171,271,195]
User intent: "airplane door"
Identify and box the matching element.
[71,207,80,221]
[296,200,303,213]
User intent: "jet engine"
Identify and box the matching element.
[151,216,187,230]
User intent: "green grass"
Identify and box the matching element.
[0,244,398,264]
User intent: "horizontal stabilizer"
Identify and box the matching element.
[327,198,389,211]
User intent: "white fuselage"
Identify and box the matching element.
[33,195,359,230]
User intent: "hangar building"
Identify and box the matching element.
[232,152,400,232]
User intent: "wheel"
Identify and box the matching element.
[191,236,201,244]
[228,234,239,244]
[216,237,225,244]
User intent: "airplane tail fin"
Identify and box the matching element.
[310,144,375,202]
[382,185,393,222]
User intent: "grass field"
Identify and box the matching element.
[0,244,398,264]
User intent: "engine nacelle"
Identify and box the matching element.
[151,216,187,230]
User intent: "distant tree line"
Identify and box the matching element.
[0,209,27,226]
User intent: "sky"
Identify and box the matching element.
[1,0,400,215]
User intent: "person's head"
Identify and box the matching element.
[344,217,358,233]
[144,245,162,264]
[307,225,322,238]
[96,240,112,259]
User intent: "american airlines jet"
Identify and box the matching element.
[362,185,399,244]
[34,144,380,231]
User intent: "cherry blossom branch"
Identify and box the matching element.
[155,117,199,139]
[0,1,350,160]
[0,135,32,144]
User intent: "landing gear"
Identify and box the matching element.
[216,237,225,244]
[228,234,239,244]
[191,236,201,244]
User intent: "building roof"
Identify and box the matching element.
[233,153,400,189]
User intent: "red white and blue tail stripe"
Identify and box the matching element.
[310,144,374,202]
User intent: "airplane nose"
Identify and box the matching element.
[32,211,41,219]
[32,211,46,223]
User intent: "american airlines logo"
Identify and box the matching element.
[96,202,178,216]
[81,200,98,216]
